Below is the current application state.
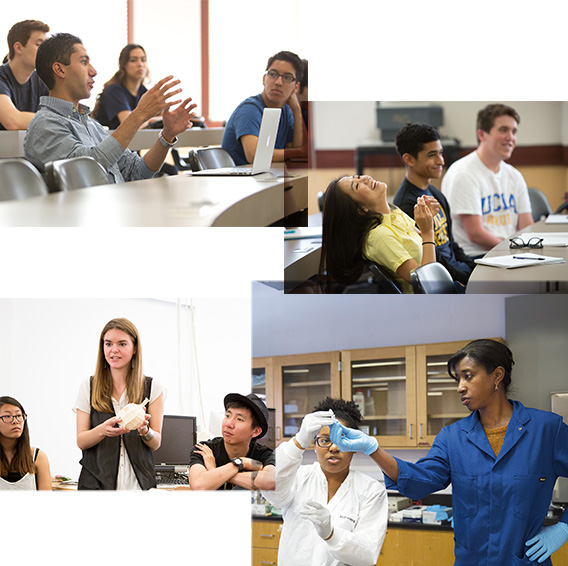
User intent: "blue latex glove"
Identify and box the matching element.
[526,522,568,563]
[329,421,378,455]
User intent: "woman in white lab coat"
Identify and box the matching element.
[262,398,388,566]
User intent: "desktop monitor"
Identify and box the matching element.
[153,415,197,471]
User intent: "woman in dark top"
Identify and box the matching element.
[0,396,51,490]
[92,44,159,130]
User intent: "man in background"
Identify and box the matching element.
[394,122,475,287]
[0,19,49,130]
[189,393,275,491]
[222,50,307,165]
[441,104,533,257]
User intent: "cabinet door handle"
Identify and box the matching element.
[419,423,423,439]
[260,534,275,538]
[260,562,276,565]
[276,426,281,441]
[408,423,413,439]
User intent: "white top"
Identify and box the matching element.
[73,378,166,490]
[262,440,388,566]
[0,447,39,490]
[441,150,532,256]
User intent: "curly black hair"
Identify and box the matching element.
[313,397,362,429]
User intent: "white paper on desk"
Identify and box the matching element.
[520,233,568,246]
[474,253,566,269]
[545,214,568,224]
[284,227,323,240]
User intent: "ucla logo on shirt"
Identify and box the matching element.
[433,207,449,246]
[481,193,518,215]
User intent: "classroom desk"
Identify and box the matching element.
[284,215,322,291]
[466,219,568,293]
[0,128,224,158]
[0,170,306,227]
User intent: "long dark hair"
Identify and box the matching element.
[92,44,148,119]
[0,396,36,477]
[318,178,383,287]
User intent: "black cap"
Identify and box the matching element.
[224,393,269,439]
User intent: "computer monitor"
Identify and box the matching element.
[153,415,197,471]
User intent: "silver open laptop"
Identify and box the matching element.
[190,107,281,176]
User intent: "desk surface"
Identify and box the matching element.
[466,219,568,293]
[0,128,224,158]
[0,169,306,227]
[284,215,322,291]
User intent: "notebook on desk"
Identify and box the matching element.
[190,107,281,176]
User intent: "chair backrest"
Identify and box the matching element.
[555,201,568,215]
[411,262,457,294]
[187,147,236,171]
[45,156,110,192]
[0,158,48,202]
[528,187,553,222]
[367,262,403,294]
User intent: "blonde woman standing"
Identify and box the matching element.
[74,318,166,490]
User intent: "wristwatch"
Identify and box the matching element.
[232,457,244,472]
[158,129,178,148]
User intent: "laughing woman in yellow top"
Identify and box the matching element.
[319,174,438,292]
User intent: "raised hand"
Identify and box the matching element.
[162,97,198,140]
[329,421,378,455]
[296,410,335,449]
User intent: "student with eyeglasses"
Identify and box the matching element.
[221,50,307,165]
[261,397,387,566]
[0,396,52,490]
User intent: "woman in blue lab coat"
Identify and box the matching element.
[330,339,568,566]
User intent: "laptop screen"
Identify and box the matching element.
[153,415,197,467]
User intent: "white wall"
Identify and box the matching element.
[252,289,511,357]
[0,297,250,480]
[314,101,568,151]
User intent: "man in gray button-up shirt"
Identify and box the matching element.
[24,33,197,183]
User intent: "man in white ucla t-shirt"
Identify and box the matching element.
[441,104,533,257]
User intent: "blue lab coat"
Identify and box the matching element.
[385,401,568,565]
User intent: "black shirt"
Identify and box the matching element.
[0,63,48,130]
[393,178,475,285]
[189,437,275,490]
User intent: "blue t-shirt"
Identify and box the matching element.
[222,94,294,165]
[0,62,48,130]
[95,83,147,129]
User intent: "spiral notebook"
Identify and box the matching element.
[474,253,565,269]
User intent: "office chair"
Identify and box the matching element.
[411,263,457,294]
[555,201,568,214]
[317,191,325,212]
[528,188,553,222]
[45,156,110,192]
[186,147,236,171]
[0,158,49,201]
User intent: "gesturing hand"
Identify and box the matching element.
[296,410,335,449]
[414,195,434,235]
[299,501,333,540]
[135,76,183,121]
[162,97,198,140]
[330,421,378,455]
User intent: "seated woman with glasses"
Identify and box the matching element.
[0,396,52,490]
[319,174,446,293]
[261,398,387,566]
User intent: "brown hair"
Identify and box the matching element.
[92,44,149,120]
[92,318,145,413]
[0,396,36,477]
[476,104,520,142]
[7,20,49,60]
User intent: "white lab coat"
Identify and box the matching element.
[262,440,388,566]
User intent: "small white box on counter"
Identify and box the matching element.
[388,495,411,513]
[423,507,453,525]
[402,505,427,523]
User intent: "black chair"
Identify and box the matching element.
[367,262,403,294]
[528,188,553,221]
[317,190,325,212]
[185,147,236,171]
[411,263,457,294]
[45,156,110,192]
[0,158,48,201]
[555,201,568,214]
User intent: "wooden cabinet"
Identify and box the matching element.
[379,527,454,565]
[253,339,503,449]
[252,520,281,566]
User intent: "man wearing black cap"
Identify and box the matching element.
[188,393,275,490]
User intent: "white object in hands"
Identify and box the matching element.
[117,398,149,430]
